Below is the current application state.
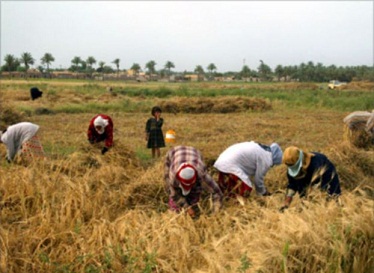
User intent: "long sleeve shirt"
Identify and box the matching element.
[87,114,113,148]
[213,141,273,195]
[145,117,163,133]
[1,122,39,161]
[286,152,341,197]
[164,146,223,210]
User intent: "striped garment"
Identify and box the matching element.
[164,146,223,212]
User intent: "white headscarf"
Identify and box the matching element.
[270,143,283,165]
[93,116,109,134]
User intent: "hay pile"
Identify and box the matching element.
[159,97,272,114]
[343,111,374,149]
[340,81,374,91]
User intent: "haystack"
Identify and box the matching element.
[159,97,271,114]
[343,110,374,148]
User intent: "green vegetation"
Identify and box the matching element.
[3,51,374,82]
[10,81,374,114]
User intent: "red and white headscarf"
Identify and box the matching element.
[93,116,109,134]
[176,163,197,195]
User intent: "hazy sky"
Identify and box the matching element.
[1,1,373,72]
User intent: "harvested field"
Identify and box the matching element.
[0,80,373,273]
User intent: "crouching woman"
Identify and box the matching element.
[280,146,341,212]
[0,122,45,163]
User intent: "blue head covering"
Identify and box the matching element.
[270,143,283,165]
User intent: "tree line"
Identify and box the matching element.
[1,52,373,82]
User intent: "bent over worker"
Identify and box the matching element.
[280,146,342,212]
[164,145,223,218]
[214,141,283,198]
[0,122,45,163]
[87,114,113,155]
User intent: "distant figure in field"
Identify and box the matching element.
[87,114,113,155]
[214,141,283,198]
[164,145,223,218]
[280,146,342,212]
[30,87,43,100]
[145,106,165,158]
[0,122,45,163]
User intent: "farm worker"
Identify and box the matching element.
[213,141,283,198]
[164,145,223,218]
[0,122,45,163]
[280,146,341,212]
[87,114,113,155]
[30,87,43,100]
[145,106,165,158]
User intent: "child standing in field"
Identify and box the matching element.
[145,106,165,158]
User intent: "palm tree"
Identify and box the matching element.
[164,61,175,75]
[257,60,272,81]
[86,56,96,77]
[98,61,105,72]
[71,56,82,72]
[112,58,120,76]
[207,63,216,79]
[86,56,96,69]
[20,52,34,70]
[145,60,157,75]
[41,53,55,74]
[274,65,284,82]
[3,54,19,72]
[194,65,205,81]
[304,61,315,82]
[131,63,141,76]
[240,65,251,79]
[194,65,204,75]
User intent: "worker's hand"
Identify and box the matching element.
[187,207,196,218]
[262,190,272,196]
[187,206,200,219]
[101,147,109,155]
[279,205,289,213]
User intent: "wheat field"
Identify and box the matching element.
[0,79,373,273]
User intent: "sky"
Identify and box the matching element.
[1,1,373,72]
